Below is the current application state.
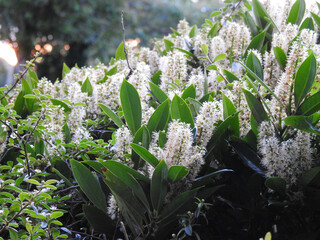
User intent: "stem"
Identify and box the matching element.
[0,196,33,234]
[0,52,41,102]
[121,10,134,80]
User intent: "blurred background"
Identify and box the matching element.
[0,0,223,86]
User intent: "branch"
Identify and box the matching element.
[218,0,243,32]
[121,10,134,80]
[0,52,41,102]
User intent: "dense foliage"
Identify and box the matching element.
[1,0,320,239]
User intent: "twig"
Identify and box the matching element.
[217,0,243,32]
[0,196,33,234]
[120,221,130,240]
[121,10,134,80]
[0,52,41,102]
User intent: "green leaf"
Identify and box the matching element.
[189,25,197,38]
[83,205,114,235]
[158,131,167,148]
[222,94,239,137]
[23,94,36,99]
[130,143,159,167]
[193,169,233,186]
[147,99,170,133]
[50,211,64,219]
[252,0,271,28]
[207,22,220,38]
[171,95,194,128]
[101,160,149,182]
[265,177,286,193]
[81,77,93,96]
[98,103,124,128]
[206,65,217,71]
[213,54,226,62]
[201,44,208,55]
[273,47,287,70]
[26,179,41,186]
[102,161,150,210]
[151,160,168,212]
[284,114,320,135]
[70,159,107,211]
[115,42,126,60]
[159,188,200,226]
[9,228,19,240]
[168,166,189,182]
[245,31,266,56]
[287,0,306,25]
[62,123,71,144]
[298,91,320,115]
[246,51,263,81]
[294,54,317,107]
[300,167,320,186]
[50,99,71,112]
[222,69,239,83]
[62,63,70,79]
[244,11,259,37]
[103,169,146,234]
[149,81,169,103]
[299,17,314,31]
[181,85,196,100]
[229,138,265,175]
[151,70,162,85]
[243,89,268,124]
[120,79,142,134]
[21,78,37,113]
[132,125,151,167]
[311,12,320,29]
[164,39,174,52]
[210,11,221,17]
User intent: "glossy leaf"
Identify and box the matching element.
[50,99,71,112]
[130,143,159,167]
[120,79,142,134]
[98,103,124,128]
[213,54,226,62]
[287,0,305,25]
[246,51,263,81]
[311,12,320,28]
[83,205,114,235]
[101,160,149,182]
[81,77,93,96]
[284,115,320,135]
[246,31,266,56]
[294,54,317,107]
[273,47,287,70]
[151,160,168,212]
[299,17,314,31]
[222,94,239,137]
[171,94,194,128]
[132,125,151,167]
[181,85,196,100]
[298,91,320,115]
[207,22,220,38]
[265,177,286,193]
[62,63,70,79]
[244,11,259,37]
[252,0,270,28]
[230,138,265,175]
[189,25,197,38]
[222,69,239,83]
[70,159,107,211]
[164,39,174,52]
[201,44,208,55]
[300,167,320,186]
[168,166,189,182]
[243,89,268,124]
[147,99,170,133]
[151,70,162,85]
[149,81,169,103]
[115,42,126,60]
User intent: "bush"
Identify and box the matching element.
[1,0,320,239]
